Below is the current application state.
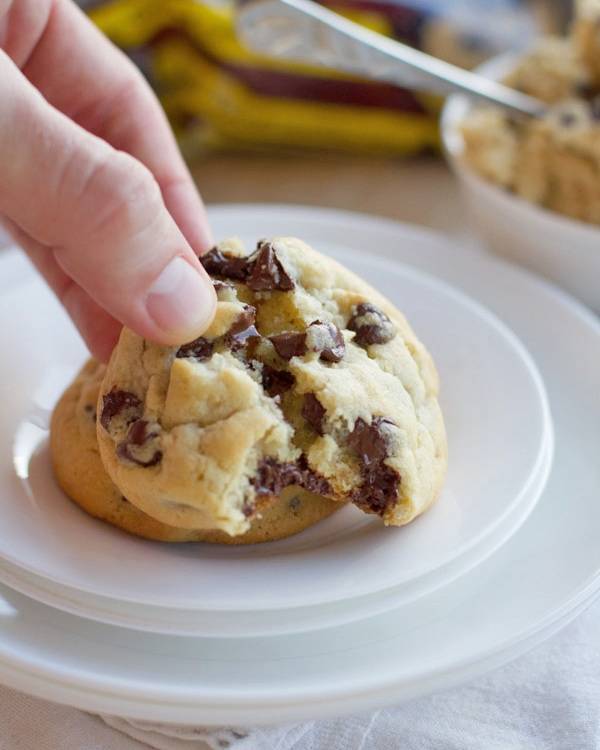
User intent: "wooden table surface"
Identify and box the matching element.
[192,153,468,238]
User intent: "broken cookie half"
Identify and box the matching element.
[97,237,447,537]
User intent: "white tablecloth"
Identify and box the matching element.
[1,594,599,750]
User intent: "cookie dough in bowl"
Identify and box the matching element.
[441,0,600,312]
[459,1,600,226]
[51,359,342,544]
[97,237,447,537]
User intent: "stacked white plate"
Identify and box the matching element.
[0,205,597,726]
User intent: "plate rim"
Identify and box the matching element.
[0,429,553,636]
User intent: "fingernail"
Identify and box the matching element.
[146,257,215,339]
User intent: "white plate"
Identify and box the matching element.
[0,430,552,636]
[0,239,550,621]
[0,206,595,725]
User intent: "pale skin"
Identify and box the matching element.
[0,0,217,362]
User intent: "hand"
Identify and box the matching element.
[0,0,216,361]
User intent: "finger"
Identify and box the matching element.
[0,50,216,346]
[0,0,212,254]
[2,216,121,362]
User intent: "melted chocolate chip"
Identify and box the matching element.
[252,456,330,498]
[297,454,331,495]
[200,247,249,280]
[246,241,295,292]
[176,337,214,361]
[252,458,301,497]
[302,393,326,435]
[116,419,162,467]
[348,303,396,346]
[269,321,345,363]
[347,417,400,516]
[213,279,232,291]
[228,305,256,335]
[352,465,401,516]
[306,321,345,362]
[269,331,307,360]
[226,305,260,351]
[347,417,393,467]
[129,419,154,446]
[100,389,142,430]
[261,365,295,398]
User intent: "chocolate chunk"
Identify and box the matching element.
[200,241,295,291]
[246,241,295,292]
[347,417,400,516]
[270,321,345,362]
[176,337,214,361]
[269,331,307,360]
[348,303,396,346]
[200,247,249,280]
[228,305,256,335]
[252,458,302,497]
[302,393,326,435]
[347,417,393,467]
[226,305,260,351]
[306,321,345,362]
[127,419,154,446]
[352,466,400,516]
[100,389,142,430]
[297,455,332,495]
[213,279,232,291]
[252,456,330,498]
[261,365,295,398]
[116,419,162,467]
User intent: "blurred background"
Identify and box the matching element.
[75,0,575,232]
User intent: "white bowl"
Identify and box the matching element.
[441,53,600,313]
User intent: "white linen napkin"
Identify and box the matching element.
[1,594,600,750]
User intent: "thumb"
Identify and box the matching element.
[0,50,216,346]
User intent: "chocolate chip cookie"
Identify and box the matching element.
[51,359,342,544]
[97,237,447,536]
